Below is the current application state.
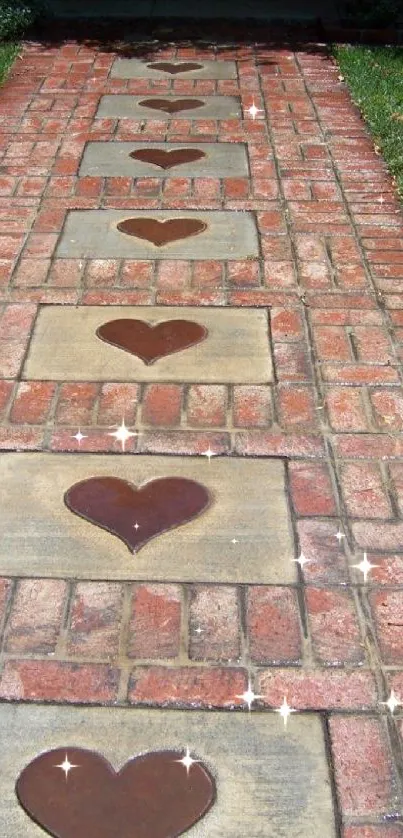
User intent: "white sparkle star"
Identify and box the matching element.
[108,419,137,452]
[72,429,87,445]
[380,689,402,714]
[201,447,217,462]
[236,680,263,711]
[133,522,140,531]
[194,626,203,635]
[55,753,79,779]
[247,102,263,119]
[352,552,379,582]
[335,529,345,543]
[175,747,200,775]
[231,538,239,545]
[292,552,311,568]
[275,696,297,728]
[378,195,385,204]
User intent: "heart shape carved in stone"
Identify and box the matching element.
[64,476,211,553]
[138,98,204,114]
[147,61,203,74]
[116,217,207,247]
[96,319,208,364]
[130,148,206,170]
[16,747,216,838]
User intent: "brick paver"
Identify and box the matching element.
[0,34,403,832]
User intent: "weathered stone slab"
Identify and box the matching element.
[23,306,272,383]
[96,95,241,120]
[79,141,249,178]
[111,57,237,79]
[56,210,259,260]
[1,705,335,838]
[0,454,294,583]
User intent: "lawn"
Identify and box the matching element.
[0,41,19,86]
[333,45,403,198]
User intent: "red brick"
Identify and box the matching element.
[273,343,313,382]
[340,463,391,519]
[76,176,103,197]
[23,233,58,258]
[48,259,84,287]
[142,384,182,427]
[0,380,13,417]
[0,660,119,703]
[297,519,349,584]
[10,381,55,424]
[344,829,403,838]
[313,325,351,360]
[55,383,99,425]
[140,430,230,456]
[120,261,154,288]
[289,462,336,516]
[271,308,304,341]
[128,665,247,708]
[233,385,272,427]
[4,579,66,654]
[322,364,399,385]
[128,584,181,660]
[329,717,396,816]
[353,521,403,551]
[67,582,124,658]
[85,260,120,287]
[277,385,318,429]
[326,387,368,432]
[13,259,50,286]
[192,261,223,289]
[189,586,240,662]
[187,385,227,427]
[97,383,139,426]
[227,261,260,287]
[223,178,250,199]
[306,588,364,664]
[156,261,191,291]
[258,669,377,709]
[370,390,403,431]
[235,431,325,459]
[0,578,13,629]
[246,587,302,664]
[370,591,403,665]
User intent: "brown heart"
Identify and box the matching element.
[147,61,204,74]
[129,148,206,170]
[64,476,211,553]
[16,747,216,838]
[138,98,204,114]
[96,319,208,365]
[116,217,207,247]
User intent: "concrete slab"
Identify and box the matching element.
[1,705,336,838]
[96,95,241,120]
[56,210,259,260]
[0,454,294,583]
[23,306,271,383]
[79,142,249,178]
[111,58,237,79]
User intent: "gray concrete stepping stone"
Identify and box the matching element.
[96,95,241,120]
[2,705,335,838]
[56,210,259,260]
[111,57,237,79]
[0,454,294,583]
[79,142,249,178]
[23,306,272,383]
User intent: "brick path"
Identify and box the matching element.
[0,33,403,833]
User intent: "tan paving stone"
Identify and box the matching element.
[79,142,249,178]
[1,704,335,838]
[22,306,272,383]
[0,454,295,583]
[96,95,241,120]
[111,58,237,79]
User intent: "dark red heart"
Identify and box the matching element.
[96,319,208,365]
[129,148,206,170]
[16,747,216,838]
[116,217,207,247]
[147,62,204,74]
[64,476,211,553]
[138,98,204,114]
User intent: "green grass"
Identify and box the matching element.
[0,41,19,86]
[333,45,403,198]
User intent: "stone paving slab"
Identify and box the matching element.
[79,142,249,178]
[56,210,259,260]
[0,454,294,583]
[96,95,241,120]
[111,58,237,79]
[23,306,272,383]
[1,704,335,838]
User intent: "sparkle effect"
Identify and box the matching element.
[247,102,263,119]
[108,419,137,452]
[380,689,402,714]
[201,447,217,463]
[275,697,297,728]
[335,530,345,543]
[72,429,87,446]
[236,680,263,711]
[292,552,311,568]
[352,552,379,582]
[55,754,79,779]
[175,747,200,775]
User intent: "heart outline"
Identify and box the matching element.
[96,318,208,365]
[16,747,216,838]
[64,475,212,554]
